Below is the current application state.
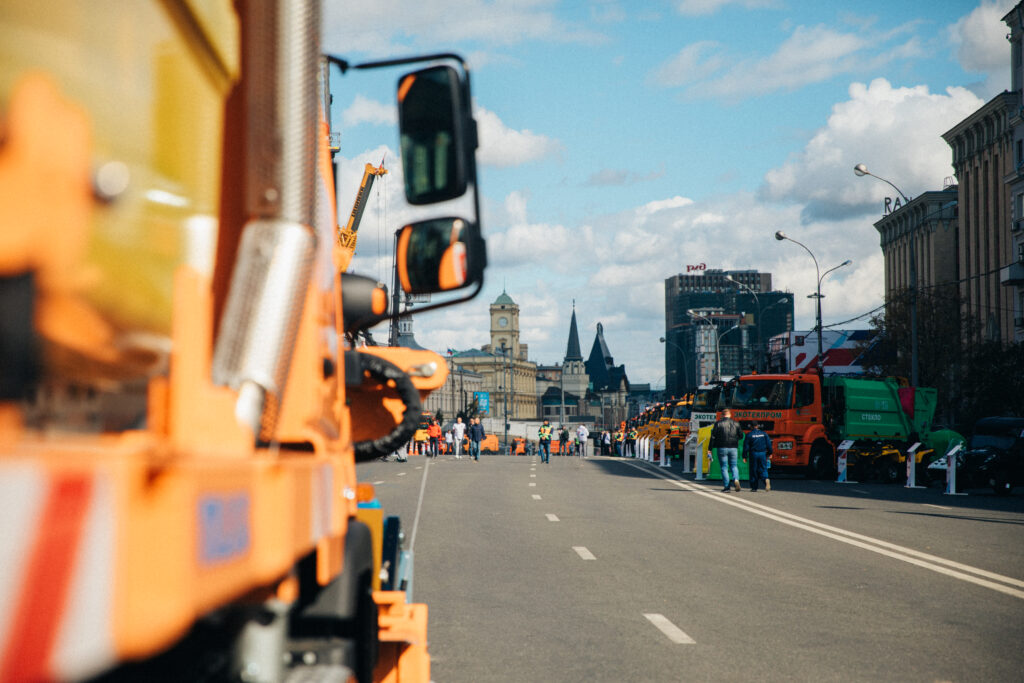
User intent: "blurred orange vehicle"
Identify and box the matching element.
[0,2,487,681]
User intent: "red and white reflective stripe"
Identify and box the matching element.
[0,465,116,681]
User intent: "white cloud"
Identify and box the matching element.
[662,24,922,101]
[650,41,725,87]
[759,78,983,221]
[949,0,1015,73]
[322,0,606,58]
[475,105,562,167]
[675,0,781,17]
[341,95,396,128]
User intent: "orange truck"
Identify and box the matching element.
[0,2,486,681]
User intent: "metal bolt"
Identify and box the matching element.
[92,160,130,203]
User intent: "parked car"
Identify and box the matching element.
[929,417,1024,495]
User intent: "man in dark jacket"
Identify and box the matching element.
[710,409,743,492]
[468,418,485,461]
[743,422,773,492]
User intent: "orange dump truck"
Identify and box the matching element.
[0,2,486,681]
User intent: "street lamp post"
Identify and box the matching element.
[686,310,713,385]
[500,342,509,453]
[775,231,851,374]
[854,163,918,387]
[725,275,762,372]
[659,336,688,395]
[687,310,742,381]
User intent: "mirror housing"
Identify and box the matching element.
[397,65,474,205]
[396,217,485,295]
[340,273,390,334]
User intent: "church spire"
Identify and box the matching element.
[564,303,583,362]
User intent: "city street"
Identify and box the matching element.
[359,453,1024,682]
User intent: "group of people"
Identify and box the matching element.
[611,427,639,457]
[408,416,485,461]
[536,420,591,463]
[709,408,773,492]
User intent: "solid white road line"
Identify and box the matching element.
[408,457,431,552]
[644,613,696,644]
[621,459,1024,599]
[923,503,953,510]
[546,514,560,522]
[573,546,596,560]
[373,481,385,485]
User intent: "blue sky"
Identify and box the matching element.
[325,0,1013,388]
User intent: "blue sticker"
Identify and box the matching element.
[199,493,251,565]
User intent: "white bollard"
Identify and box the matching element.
[659,437,670,467]
[683,435,696,473]
[944,443,966,496]
[905,442,924,489]
[835,440,857,484]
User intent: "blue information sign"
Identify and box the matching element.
[474,391,490,414]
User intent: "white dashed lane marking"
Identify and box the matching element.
[546,514,559,522]
[644,613,696,644]
[532,494,542,500]
[573,546,596,560]
[529,483,537,487]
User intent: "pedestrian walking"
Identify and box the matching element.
[445,429,453,457]
[468,417,484,461]
[743,422,773,491]
[614,428,624,456]
[452,417,466,459]
[538,420,553,464]
[576,423,590,458]
[558,426,569,456]
[602,430,611,455]
[427,419,441,458]
[710,409,743,492]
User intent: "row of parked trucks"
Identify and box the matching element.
[630,369,962,483]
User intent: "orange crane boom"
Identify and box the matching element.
[338,158,388,272]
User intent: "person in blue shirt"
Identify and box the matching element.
[743,422,773,492]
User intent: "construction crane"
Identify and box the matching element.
[338,157,388,272]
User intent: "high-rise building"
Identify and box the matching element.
[664,269,793,395]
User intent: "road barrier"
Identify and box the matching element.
[836,440,857,484]
[905,442,925,489]
[659,437,671,468]
[943,443,966,496]
[683,435,697,474]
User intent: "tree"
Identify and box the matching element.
[959,341,1024,427]
[861,284,974,425]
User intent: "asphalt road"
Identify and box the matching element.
[357,453,1024,682]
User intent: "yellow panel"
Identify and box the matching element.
[0,0,235,377]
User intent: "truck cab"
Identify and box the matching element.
[727,373,832,476]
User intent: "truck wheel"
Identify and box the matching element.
[809,443,834,480]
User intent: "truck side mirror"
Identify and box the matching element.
[396,217,485,294]
[397,65,474,205]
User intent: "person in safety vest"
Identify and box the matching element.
[626,428,638,457]
[538,420,553,464]
[743,421,773,492]
[614,429,625,456]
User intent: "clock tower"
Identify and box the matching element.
[489,290,521,358]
